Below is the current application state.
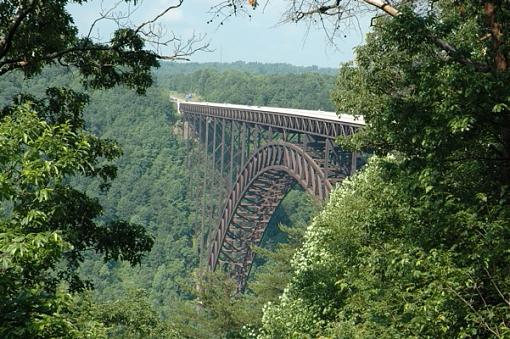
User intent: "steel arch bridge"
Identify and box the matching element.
[177,101,364,291]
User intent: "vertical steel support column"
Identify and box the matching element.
[221,118,226,176]
[230,121,235,187]
[199,116,210,265]
[205,117,210,156]
[324,138,330,179]
[212,118,217,174]
[186,119,192,139]
[246,126,251,157]
[209,118,217,220]
[241,122,246,167]
[198,115,203,144]
[255,125,261,149]
[192,114,196,138]
[237,121,242,173]
[303,134,309,152]
[185,116,193,190]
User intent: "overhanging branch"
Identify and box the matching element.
[0,0,39,59]
[0,0,210,77]
[285,0,491,72]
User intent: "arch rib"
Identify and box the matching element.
[207,141,335,291]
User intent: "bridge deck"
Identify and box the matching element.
[179,101,365,126]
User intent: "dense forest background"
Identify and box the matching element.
[0,61,333,336]
[3,1,510,338]
[164,68,336,111]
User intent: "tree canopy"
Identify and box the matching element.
[257,1,510,337]
[0,1,202,336]
[0,60,329,337]
[3,0,510,337]
[0,0,206,88]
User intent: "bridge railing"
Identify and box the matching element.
[179,102,363,139]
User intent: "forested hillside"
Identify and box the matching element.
[254,2,510,338]
[78,62,329,313]
[165,69,336,110]
[0,62,328,336]
[3,1,510,338]
[157,61,337,76]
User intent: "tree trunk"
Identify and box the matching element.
[484,2,508,72]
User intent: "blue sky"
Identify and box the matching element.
[68,0,371,68]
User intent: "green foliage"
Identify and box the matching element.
[166,68,336,111]
[172,226,303,339]
[88,289,178,338]
[260,156,510,338]
[75,84,201,314]
[0,1,172,336]
[157,61,337,77]
[336,3,510,190]
[0,60,333,337]
[181,270,252,338]
[0,105,152,337]
[0,1,158,93]
[261,2,510,338]
[70,62,324,321]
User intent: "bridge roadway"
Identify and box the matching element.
[178,101,364,139]
[178,100,365,291]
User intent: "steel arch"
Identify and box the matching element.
[208,141,336,290]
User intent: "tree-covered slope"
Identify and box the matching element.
[76,85,198,310]
[157,60,337,76]
[258,2,510,338]
[0,62,330,335]
[164,68,336,111]
[75,64,325,314]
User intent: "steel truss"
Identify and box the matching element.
[180,102,363,291]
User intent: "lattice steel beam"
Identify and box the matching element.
[179,102,364,291]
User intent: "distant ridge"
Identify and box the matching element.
[156,60,338,76]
